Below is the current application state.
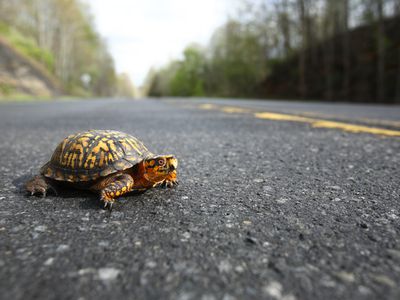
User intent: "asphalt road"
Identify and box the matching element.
[0,98,399,300]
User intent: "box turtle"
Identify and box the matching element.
[26,130,178,209]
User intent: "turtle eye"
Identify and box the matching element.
[158,158,166,166]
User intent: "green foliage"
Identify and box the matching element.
[0,82,15,95]
[146,0,400,102]
[209,21,266,97]
[0,22,54,71]
[147,21,266,98]
[170,47,205,96]
[0,1,125,98]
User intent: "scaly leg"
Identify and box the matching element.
[26,175,57,197]
[161,170,178,188]
[91,173,134,209]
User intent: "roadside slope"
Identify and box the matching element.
[0,36,61,99]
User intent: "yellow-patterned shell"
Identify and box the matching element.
[40,130,153,182]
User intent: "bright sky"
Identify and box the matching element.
[86,0,236,87]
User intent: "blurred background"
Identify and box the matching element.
[0,0,399,103]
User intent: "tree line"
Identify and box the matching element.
[145,0,400,103]
[0,0,134,97]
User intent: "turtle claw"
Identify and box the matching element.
[161,179,178,188]
[101,197,114,210]
[26,175,57,197]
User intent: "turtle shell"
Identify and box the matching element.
[40,130,153,182]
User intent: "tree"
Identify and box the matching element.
[0,0,119,97]
[342,0,350,100]
[170,46,205,96]
[376,0,385,102]
[297,0,308,98]
[275,0,293,57]
[208,20,266,97]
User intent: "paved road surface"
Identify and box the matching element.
[0,98,399,300]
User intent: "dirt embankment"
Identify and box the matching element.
[0,37,61,98]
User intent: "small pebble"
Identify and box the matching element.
[56,244,70,252]
[98,268,121,281]
[235,265,245,273]
[181,232,191,240]
[387,249,400,259]
[358,286,371,295]
[98,241,109,247]
[263,281,282,298]
[44,257,55,266]
[335,271,355,283]
[145,261,157,268]
[371,274,396,287]
[329,186,341,190]
[387,213,398,220]
[218,260,232,273]
[263,241,270,247]
[78,268,96,276]
[276,198,288,204]
[34,225,47,232]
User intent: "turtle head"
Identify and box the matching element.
[143,155,178,183]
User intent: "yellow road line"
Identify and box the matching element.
[196,103,400,137]
[221,106,251,114]
[255,112,400,137]
[298,111,400,128]
[198,103,217,110]
[311,120,400,136]
[254,112,314,123]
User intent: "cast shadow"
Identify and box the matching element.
[14,174,150,211]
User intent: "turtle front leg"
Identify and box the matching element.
[26,175,57,197]
[161,170,179,188]
[92,174,134,209]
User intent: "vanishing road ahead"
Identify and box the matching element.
[0,98,399,300]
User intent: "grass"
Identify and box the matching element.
[0,82,15,95]
[0,94,52,102]
[0,22,54,72]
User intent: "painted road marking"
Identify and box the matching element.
[294,111,400,128]
[197,103,400,137]
[255,112,400,137]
